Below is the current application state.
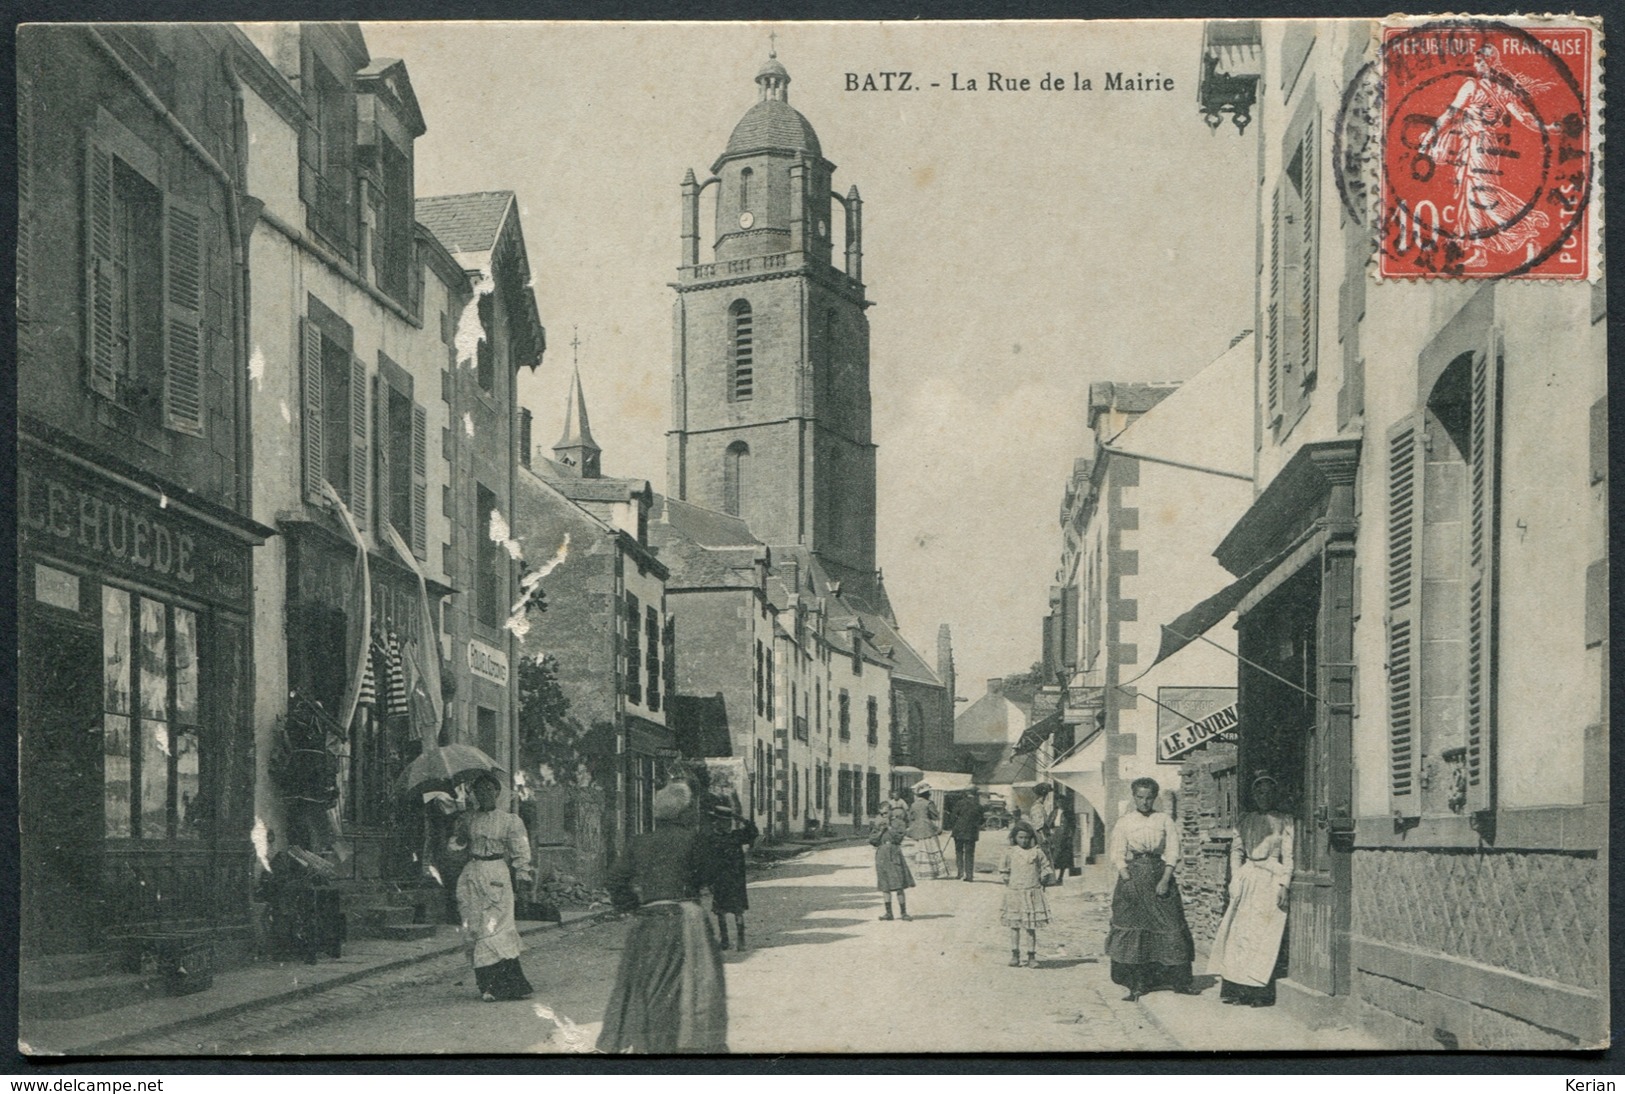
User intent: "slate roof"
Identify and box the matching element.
[724,100,822,160]
[547,476,649,504]
[650,496,762,590]
[415,191,514,258]
[658,496,762,549]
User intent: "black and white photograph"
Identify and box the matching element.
[12,16,1608,1057]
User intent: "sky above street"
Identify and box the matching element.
[365,20,1257,698]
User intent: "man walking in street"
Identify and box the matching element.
[948,791,987,882]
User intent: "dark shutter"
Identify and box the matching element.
[301,318,326,503]
[410,403,428,559]
[1385,412,1424,816]
[18,82,34,326]
[1299,127,1318,385]
[1464,341,1500,813]
[1266,187,1282,421]
[349,356,368,528]
[85,136,118,398]
[373,374,388,533]
[162,197,206,436]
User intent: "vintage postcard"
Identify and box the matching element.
[13,16,1607,1058]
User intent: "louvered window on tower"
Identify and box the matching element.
[730,301,754,400]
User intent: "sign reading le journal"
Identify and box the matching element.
[1159,703,1238,761]
[468,638,509,685]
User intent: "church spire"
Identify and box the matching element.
[553,329,601,479]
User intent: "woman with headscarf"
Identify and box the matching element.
[450,772,534,1002]
[1207,773,1295,1007]
[1105,776,1196,1001]
[598,782,729,1054]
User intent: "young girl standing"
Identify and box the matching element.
[1000,822,1054,968]
[871,799,915,920]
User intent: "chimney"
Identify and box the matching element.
[987,677,1004,696]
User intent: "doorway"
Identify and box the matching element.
[20,612,105,955]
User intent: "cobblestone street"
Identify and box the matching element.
[177,843,1386,1055]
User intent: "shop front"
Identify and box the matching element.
[19,439,268,961]
[276,520,452,883]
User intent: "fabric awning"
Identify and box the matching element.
[914,771,975,794]
[1011,710,1063,756]
[1140,533,1312,677]
[1046,731,1107,817]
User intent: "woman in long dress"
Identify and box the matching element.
[1207,773,1295,1007]
[451,772,534,1002]
[706,800,759,951]
[598,782,729,1054]
[871,798,915,920]
[1105,777,1197,1001]
[903,787,948,879]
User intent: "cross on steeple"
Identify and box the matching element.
[570,326,582,367]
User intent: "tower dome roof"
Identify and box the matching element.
[725,99,822,158]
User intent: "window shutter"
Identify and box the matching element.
[85,137,118,398]
[1464,341,1501,814]
[1299,128,1318,385]
[349,356,368,528]
[162,197,206,436]
[1385,412,1425,817]
[372,375,388,533]
[410,402,428,559]
[1266,186,1282,420]
[301,318,326,503]
[18,82,34,327]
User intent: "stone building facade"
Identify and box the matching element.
[1195,18,1607,1048]
[18,24,273,969]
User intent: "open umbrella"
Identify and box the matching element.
[395,743,503,796]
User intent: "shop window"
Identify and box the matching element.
[476,292,496,394]
[625,593,643,705]
[102,586,201,840]
[1386,347,1500,817]
[867,695,879,745]
[838,689,851,740]
[301,303,366,522]
[729,301,754,401]
[475,483,503,628]
[84,116,205,435]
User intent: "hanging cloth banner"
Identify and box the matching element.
[386,522,445,745]
[321,481,372,737]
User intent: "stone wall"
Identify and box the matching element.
[1177,743,1238,945]
[1352,847,1604,990]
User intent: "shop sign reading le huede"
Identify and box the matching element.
[468,638,509,685]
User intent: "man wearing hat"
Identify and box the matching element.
[1206,772,1295,1006]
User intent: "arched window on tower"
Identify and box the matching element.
[724,441,749,517]
[739,167,752,213]
[730,300,754,401]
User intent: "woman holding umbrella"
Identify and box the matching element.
[450,771,534,1002]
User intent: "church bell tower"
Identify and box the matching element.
[668,51,879,595]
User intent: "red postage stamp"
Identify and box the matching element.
[1378,21,1594,279]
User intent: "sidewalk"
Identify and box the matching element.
[17,903,621,1057]
[18,840,836,1057]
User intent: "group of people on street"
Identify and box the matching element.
[452,760,1295,1053]
[1104,772,1295,1007]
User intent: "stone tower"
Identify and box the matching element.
[668,52,878,596]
